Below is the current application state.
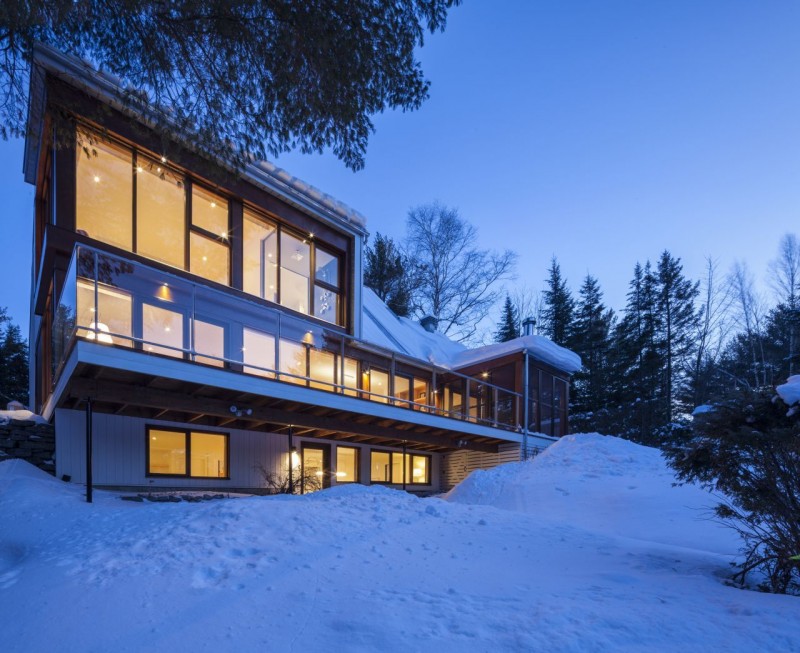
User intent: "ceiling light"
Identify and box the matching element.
[93,175,100,183]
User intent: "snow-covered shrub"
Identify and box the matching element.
[664,387,800,594]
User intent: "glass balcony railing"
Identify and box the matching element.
[51,244,527,433]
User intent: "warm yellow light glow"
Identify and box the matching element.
[413,468,424,478]
[315,471,323,477]
[336,471,346,478]
[160,156,167,163]
[210,201,216,208]
[291,451,300,466]
[481,372,489,379]
[93,175,101,183]
[136,166,143,173]
[85,322,113,344]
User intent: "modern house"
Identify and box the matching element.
[23,44,581,495]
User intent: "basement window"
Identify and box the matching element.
[146,427,229,479]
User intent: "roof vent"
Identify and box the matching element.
[419,316,438,333]
[522,317,536,336]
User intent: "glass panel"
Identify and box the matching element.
[279,339,306,384]
[541,403,553,437]
[411,455,429,484]
[314,285,339,324]
[281,268,309,314]
[137,157,185,269]
[394,375,410,407]
[302,448,325,493]
[309,348,336,391]
[343,357,359,397]
[391,453,412,484]
[243,210,278,302]
[148,429,186,475]
[193,319,225,367]
[52,255,77,378]
[280,232,310,313]
[412,378,428,410]
[190,432,227,478]
[76,279,133,347]
[336,447,358,483]
[315,247,339,287]
[143,303,184,358]
[192,186,228,237]
[242,327,276,378]
[76,134,133,251]
[190,232,229,285]
[370,451,391,483]
[368,368,389,403]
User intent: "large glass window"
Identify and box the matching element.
[412,378,429,410]
[313,246,340,324]
[336,447,359,483]
[394,375,411,407]
[190,432,228,478]
[190,186,230,285]
[280,231,310,314]
[243,210,278,303]
[390,453,430,485]
[76,135,133,250]
[370,451,391,483]
[147,428,228,478]
[136,157,185,269]
[367,368,389,403]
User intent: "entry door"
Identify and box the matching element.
[301,443,331,494]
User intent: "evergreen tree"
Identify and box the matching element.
[494,295,521,342]
[655,250,700,424]
[570,275,614,415]
[610,261,662,442]
[541,257,575,346]
[0,310,28,406]
[364,233,412,317]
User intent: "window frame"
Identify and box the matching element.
[335,445,360,484]
[145,426,230,480]
[369,449,431,486]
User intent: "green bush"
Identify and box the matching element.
[664,388,800,594]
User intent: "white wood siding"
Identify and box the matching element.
[54,409,441,492]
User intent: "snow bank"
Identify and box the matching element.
[1,436,798,653]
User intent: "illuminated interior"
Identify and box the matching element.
[336,446,359,483]
[148,429,186,475]
[243,210,278,303]
[137,156,185,269]
[367,368,389,403]
[370,451,391,482]
[302,447,325,493]
[148,428,227,478]
[75,133,133,251]
[193,319,225,367]
[309,348,336,391]
[76,280,133,346]
[142,303,183,357]
[189,431,228,478]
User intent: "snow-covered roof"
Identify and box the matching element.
[361,289,466,366]
[360,289,581,375]
[25,43,367,235]
[451,335,582,374]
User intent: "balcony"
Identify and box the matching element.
[49,245,533,444]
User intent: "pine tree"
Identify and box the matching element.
[541,257,575,346]
[494,295,521,342]
[0,310,28,406]
[364,233,412,317]
[655,250,700,424]
[570,275,614,414]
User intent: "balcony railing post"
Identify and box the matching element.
[92,249,99,341]
[465,378,470,420]
[493,387,499,426]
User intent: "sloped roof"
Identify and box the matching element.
[361,289,582,374]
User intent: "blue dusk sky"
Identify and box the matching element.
[2,1,800,337]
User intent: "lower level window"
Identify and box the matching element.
[370,450,430,485]
[147,427,228,478]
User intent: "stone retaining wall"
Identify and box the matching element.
[0,420,56,475]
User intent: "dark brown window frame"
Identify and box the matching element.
[145,425,230,480]
[369,448,431,486]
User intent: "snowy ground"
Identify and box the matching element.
[1,434,797,652]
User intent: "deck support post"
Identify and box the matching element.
[522,350,529,461]
[85,396,93,504]
[288,425,294,494]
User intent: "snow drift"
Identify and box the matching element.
[0,434,797,652]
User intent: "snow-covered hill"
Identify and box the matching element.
[1,434,797,652]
